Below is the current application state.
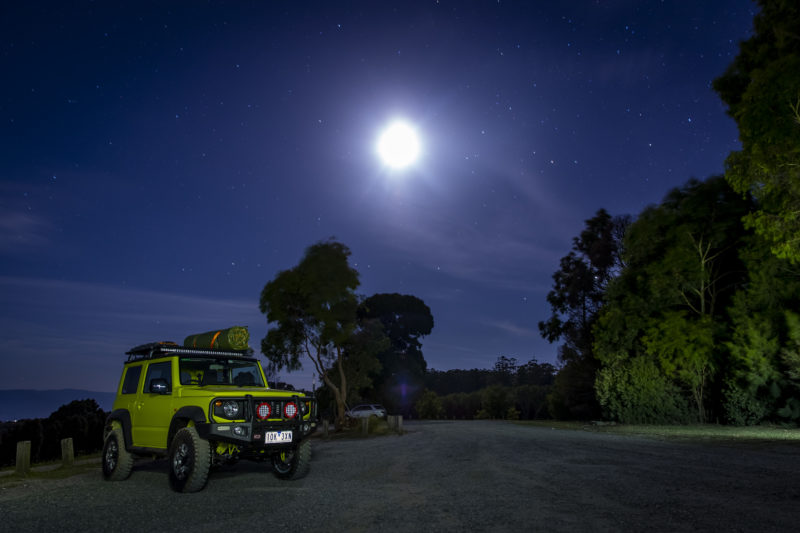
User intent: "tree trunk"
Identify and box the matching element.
[307,342,348,428]
[320,371,347,427]
[336,347,348,423]
[692,366,707,423]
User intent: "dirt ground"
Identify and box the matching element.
[2,420,799,531]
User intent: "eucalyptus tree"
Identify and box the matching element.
[259,239,365,424]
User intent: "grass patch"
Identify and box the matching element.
[514,420,800,444]
[0,460,100,487]
[0,453,101,483]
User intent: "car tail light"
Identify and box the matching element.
[284,402,298,419]
[256,402,272,420]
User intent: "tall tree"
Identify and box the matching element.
[539,208,629,419]
[713,0,800,263]
[594,177,752,423]
[358,293,433,415]
[724,232,800,425]
[333,317,388,407]
[259,239,361,424]
[516,358,556,386]
[539,209,629,350]
[492,355,519,387]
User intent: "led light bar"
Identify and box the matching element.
[125,341,254,361]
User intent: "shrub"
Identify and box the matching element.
[595,356,692,424]
[512,384,550,419]
[722,381,770,426]
[481,385,510,419]
[415,390,444,419]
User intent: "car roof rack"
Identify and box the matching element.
[125,341,255,361]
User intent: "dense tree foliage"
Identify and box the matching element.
[426,356,555,394]
[415,390,444,419]
[260,242,437,424]
[419,357,556,420]
[358,293,434,416]
[538,209,629,419]
[593,176,800,424]
[575,2,800,425]
[335,317,389,407]
[259,239,371,423]
[713,0,800,263]
[723,234,800,424]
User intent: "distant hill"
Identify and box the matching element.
[0,389,116,421]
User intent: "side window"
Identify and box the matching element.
[144,361,172,394]
[121,365,143,394]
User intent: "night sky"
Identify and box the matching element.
[1,1,756,392]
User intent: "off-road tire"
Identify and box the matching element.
[272,439,311,480]
[168,426,211,492]
[102,427,134,481]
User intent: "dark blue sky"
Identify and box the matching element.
[1,1,755,392]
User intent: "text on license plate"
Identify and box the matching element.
[264,430,292,444]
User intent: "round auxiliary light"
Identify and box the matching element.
[222,400,240,418]
[284,402,298,419]
[256,402,272,420]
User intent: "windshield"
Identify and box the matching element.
[179,357,265,387]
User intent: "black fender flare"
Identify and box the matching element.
[105,409,133,450]
[168,406,207,446]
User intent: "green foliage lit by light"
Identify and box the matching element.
[713,0,800,263]
[581,2,800,426]
[644,313,715,423]
[595,357,692,424]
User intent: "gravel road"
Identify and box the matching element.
[2,420,799,532]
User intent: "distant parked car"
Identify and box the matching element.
[346,404,387,419]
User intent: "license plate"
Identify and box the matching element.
[264,430,292,444]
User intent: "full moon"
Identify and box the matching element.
[376,121,421,169]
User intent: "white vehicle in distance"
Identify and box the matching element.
[345,404,387,419]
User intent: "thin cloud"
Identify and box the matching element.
[0,276,267,390]
[0,211,51,251]
[481,319,538,338]
[371,197,566,290]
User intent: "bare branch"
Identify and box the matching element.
[791,95,800,126]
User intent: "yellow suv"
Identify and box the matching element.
[102,341,317,492]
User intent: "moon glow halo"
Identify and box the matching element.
[376,121,421,169]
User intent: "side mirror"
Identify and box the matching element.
[150,378,170,394]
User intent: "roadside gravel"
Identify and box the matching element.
[1,420,799,532]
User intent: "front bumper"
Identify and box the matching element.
[197,393,318,447]
[197,419,317,447]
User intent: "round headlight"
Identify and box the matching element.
[284,402,298,419]
[222,400,240,418]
